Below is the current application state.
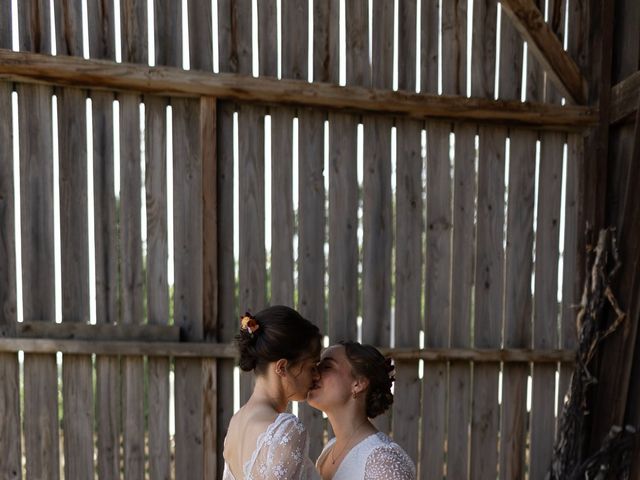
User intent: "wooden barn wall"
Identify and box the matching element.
[0,1,595,479]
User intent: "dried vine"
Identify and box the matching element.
[549,228,638,480]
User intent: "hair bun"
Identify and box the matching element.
[237,329,259,371]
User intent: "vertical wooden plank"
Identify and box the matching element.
[470,125,505,479]
[153,0,181,67]
[371,0,394,90]
[55,3,95,478]
[530,132,564,480]
[545,0,566,103]
[498,0,524,101]
[119,93,145,480]
[500,128,536,480]
[0,78,21,480]
[447,122,476,480]
[172,98,204,479]
[422,120,452,479]
[441,0,467,95]
[297,107,326,459]
[121,0,147,65]
[425,129,451,477]
[258,0,277,77]
[145,95,171,480]
[525,0,545,102]
[346,0,370,87]
[558,134,581,417]
[237,101,266,399]
[313,0,340,84]
[471,0,497,98]
[0,0,11,49]
[215,99,236,477]
[398,0,417,91]
[218,0,253,75]
[420,0,439,94]
[216,2,239,474]
[200,97,218,480]
[392,118,422,463]
[328,112,358,343]
[282,0,308,81]
[17,2,59,479]
[87,2,119,478]
[187,0,212,71]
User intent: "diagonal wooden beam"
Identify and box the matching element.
[500,0,588,104]
[610,70,640,124]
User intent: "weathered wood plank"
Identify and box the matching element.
[610,71,640,124]
[372,0,393,90]
[119,92,145,480]
[58,84,95,480]
[297,107,326,458]
[17,4,59,477]
[499,128,536,480]
[269,109,294,305]
[0,79,21,480]
[0,49,599,129]
[501,0,586,103]
[153,0,181,67]
[216,100,236,478]
[187,0,212,71]
[420,0,439,94]
[257,0,277,77]
[530,131,564,479]
[447,122,476,480]
[441,0,467,95]
[470,125,506,479]
[0,0,11,49]
[328,112,358,342]
[282,0,308,81]
[472,0,497,99]
[172,98,205,478]
[544,0,567,103]
[422,120,452,479]
[397,0,417,91]
[238,103,266,403]
[121,0,147,65]
[524,0,546,103]
[200,96,218,479]
[313,0,339,84]
[87,0,116,60]
[393,118,423,462]
[498,1,524,101]
[145,94,170,480]
[346,0,370,87]
[218,0,252,75]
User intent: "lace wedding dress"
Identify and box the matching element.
[316,432,415,480]
[222,412,320,480]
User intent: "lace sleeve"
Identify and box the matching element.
[363,445,416,480]
[248,416,320,480]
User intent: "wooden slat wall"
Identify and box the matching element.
[55,3,94,478]
[0,2,592,478]
[17,2,60,479]
[0,8,21,477]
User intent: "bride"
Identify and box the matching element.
[307,341,415,480]
[222,306,322,480]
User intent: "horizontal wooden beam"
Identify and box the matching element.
[610,70,640,124]
[16,321,180,341]
[500,0,588,104]
[0,48,597,130]
[0,337,574,362]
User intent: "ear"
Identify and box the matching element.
[352,376,370,395]
[275,359,288,377]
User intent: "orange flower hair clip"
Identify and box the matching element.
[240,313,260,335]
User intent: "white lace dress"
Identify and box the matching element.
[316,432,415,480]
[222,412,320,480]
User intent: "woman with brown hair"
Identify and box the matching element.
[222,305,322,480]
[307,341,415,480]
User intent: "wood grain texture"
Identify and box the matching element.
[0,80,21,480]
[447,122,476,480]
[153,0,181,67]
[187,0,213,71]
[472,0,497,99]
[397,0,417,92]
[610,70,640,124]
[0,50,599,129]
[500,128,536,479]
[372,0,393,90]
[313,0,339,84]
[282,0,308,80]
[172,98,205,479]
[529,131,564,479]
[544,0,567,103]
[88,0,116,60]
[217,0,252,75]
[470,125,506,479]
[258,0,277,77]
[393,118,423,462]
[145,94,170,480]
[420,0,439,94]
[0,0,11,49]
[328,112,358,342]
[422,121,452,479]
[442,0,467,95]
[297,107,326,458]
[524,0,546,103]
[498,1,524,101]
[121,0,147,64]
[346,0,369,87]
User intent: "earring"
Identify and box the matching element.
[352,391,357,399]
